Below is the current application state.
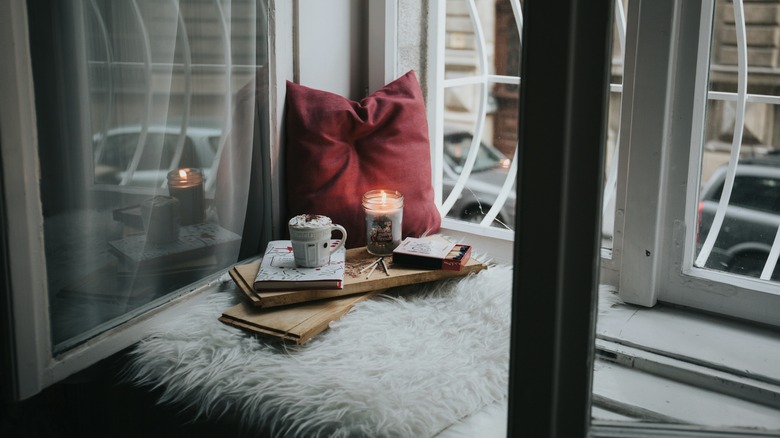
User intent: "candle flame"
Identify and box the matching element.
[179,169,187,179]
[381,191,387,204]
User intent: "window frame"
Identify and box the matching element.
[379,0,518,262]
[507,0,613,434]
[0,0,292,400]
[420,0,518,264]
[429,0,521,233]
[611,0,780,327]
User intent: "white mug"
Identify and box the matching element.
[288,214,347,267]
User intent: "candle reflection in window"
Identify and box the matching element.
[167,168,204,225]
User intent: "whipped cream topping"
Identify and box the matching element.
[288,214,332,228]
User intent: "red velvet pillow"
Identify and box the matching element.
[285,70,441,248]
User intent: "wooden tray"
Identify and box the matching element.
[228,245,487,309]
[220,240,487,344]
[219,290,383,344]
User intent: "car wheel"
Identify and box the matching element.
[728,252,769,278]
[460,203,505,225]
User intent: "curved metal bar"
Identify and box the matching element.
[695,0,748,267]
[762,227,780,280]
[88,0,114,167]
[439,0,492,218]
[479,143,517,228]
[165,0,194,187]
[121,0,154,186]
[204,0,234,193]
[478,0,523,229]
[509,0,523,40]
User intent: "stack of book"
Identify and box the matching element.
[253,240,346,291]
[220,236,485,344]
[108,222,241,273]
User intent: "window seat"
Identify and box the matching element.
[124,261,513,437]
[122,247,780,436]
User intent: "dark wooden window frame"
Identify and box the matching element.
[508,0,613,435]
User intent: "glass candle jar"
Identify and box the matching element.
[167,168,204,225]
[362,189,404,256]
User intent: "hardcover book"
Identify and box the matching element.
[393,237,455,259]
[108,222,241,270]
[254,240,345,291]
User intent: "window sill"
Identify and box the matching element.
[439,219,514,265]
[594,287,780,430]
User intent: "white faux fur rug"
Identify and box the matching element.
[125,264,513,437]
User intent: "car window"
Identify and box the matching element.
[97,133,197,171]
[443,133,504,173]
[136,134,173,170]
[96,133,139,170]
[710,175,780,214]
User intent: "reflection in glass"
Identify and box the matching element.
[28,0,269,353]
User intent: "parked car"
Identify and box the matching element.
[441,128,515,228]
[93,125,220,186]
[698,153,780,279]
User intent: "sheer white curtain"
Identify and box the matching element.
[30,0,269,353]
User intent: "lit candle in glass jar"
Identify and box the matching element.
[362,189,404,256]
[167,168,204,225]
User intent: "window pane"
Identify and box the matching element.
[440,0,519,230]
[28,0,269,353]
[595,1,780,431]
[601,0,628,251]
[695,0,780,282]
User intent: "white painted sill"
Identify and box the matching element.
[594,287,780,431]
[439,220,514,265]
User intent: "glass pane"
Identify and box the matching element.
[601,0,628,252]
[27,0,269,353]
[442,0,520,230]
[695,0,780,281]
[444,0,480,81]
[594,1,780,433]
